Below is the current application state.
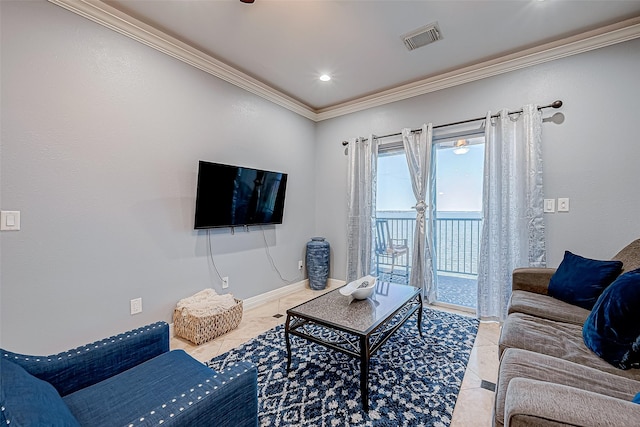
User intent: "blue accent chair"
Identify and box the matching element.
[0,321,258,426]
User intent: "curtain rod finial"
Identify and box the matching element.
[342,140,349,146]
[551,100,563,109]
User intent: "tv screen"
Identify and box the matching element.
[194,161,288,229]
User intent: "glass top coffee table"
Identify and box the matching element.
[285,281,423,411]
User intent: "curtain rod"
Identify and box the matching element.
[340,100,563,146]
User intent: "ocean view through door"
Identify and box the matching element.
[376,136,485,310]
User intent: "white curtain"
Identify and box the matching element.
[477,105,546,320]
[402,125,437,303]
[346,135,378,283]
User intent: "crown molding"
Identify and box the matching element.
[48,0,317,121]
[48,1,640,123]
[315,16,640,121]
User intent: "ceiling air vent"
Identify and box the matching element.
[402,22,442,51]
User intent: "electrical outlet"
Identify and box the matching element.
[130,298,142,315]
[298,260,303,270]
[557,198,570,212]
[222,276,229,289]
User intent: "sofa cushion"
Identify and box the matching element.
[583,268,640,370]
[63,349,258,427]
[503,378,640,427]
[495,348,640,427]
[548,251,623,310]
[64,349,223,427]
[0,358,80,426]
[612,238,640,273]
[499,312,640,381]
[508,290,590,325]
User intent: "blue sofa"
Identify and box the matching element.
[0,321,258,426]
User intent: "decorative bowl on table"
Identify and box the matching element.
[339,275,377,300]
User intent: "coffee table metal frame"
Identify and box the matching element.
[284,283,423,411]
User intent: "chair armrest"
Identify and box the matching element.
[1,321,169,396]
[512,268,556,294]
[504,378,640,427]
[125,361,259,427]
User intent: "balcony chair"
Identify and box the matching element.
[0,321,258,426]
[375,219,409,282]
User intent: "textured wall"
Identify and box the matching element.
[0,1,316,353]
[315,38,640,281]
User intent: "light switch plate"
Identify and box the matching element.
[1,211,21,231]
[543,199,555,213]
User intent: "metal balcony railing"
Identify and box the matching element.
[375,215,482,276]
[436,217,482,275]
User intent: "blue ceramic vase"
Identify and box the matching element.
[306,237,330,290]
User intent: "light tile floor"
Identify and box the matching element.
[171,283,500,426]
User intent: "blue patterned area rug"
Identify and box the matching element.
[207,308,479,426]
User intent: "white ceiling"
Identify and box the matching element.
[96,1,640,114]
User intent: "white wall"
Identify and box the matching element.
[0,1,316,353]
[315,38,640,281]
[2,0,639,355]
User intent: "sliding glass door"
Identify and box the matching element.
[375,148,414,284]
[375,135,484,310]
[433,136,484,309]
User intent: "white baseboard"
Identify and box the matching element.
[242,278,345,311]
[326,278,347,288]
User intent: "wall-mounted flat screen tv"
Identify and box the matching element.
[194,161,288,229]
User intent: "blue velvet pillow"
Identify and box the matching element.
[634,392,640,404]
[583,268,640,370]
[0,358,80,426]
[548,251,623,310]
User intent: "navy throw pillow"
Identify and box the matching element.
[548,251,623,310]
[0,358,80,426]
[583,268,640,369]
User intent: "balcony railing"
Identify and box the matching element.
[436,217,482,275]
[375,215,482,276]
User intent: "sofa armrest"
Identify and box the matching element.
[512,268,556,294]
[124,361,258,427]
[504,378,640,427]
[1,321,169,396]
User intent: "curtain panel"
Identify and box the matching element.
[346,136,378,283]
[477,104,546,320]
[402,125,437,303]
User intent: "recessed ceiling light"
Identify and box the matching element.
[319,74,331,82]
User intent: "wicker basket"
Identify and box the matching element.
[173,298,243,345]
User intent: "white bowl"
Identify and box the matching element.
[339,275,377,300]
[352,283,376,300]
